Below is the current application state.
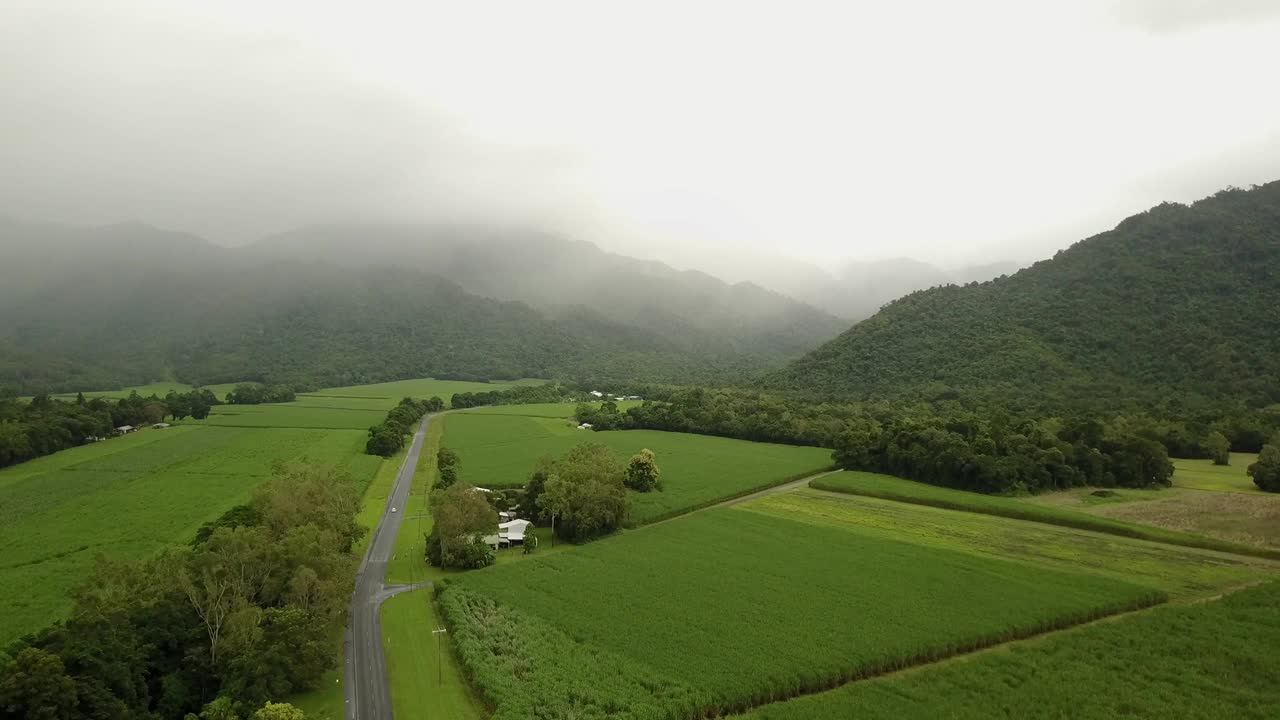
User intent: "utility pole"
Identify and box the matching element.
[431,627,448,685]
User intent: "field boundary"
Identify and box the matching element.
[811,476,1280,561]
[634,465,839,527]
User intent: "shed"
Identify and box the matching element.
[115,425,135,434]
[152,423,171,429]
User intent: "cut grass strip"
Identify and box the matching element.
[812,472,1280,560]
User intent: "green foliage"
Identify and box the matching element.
[768,182,1280,410]
[250,702,308,720]
[449,383,578,409]
[812,472,1280,560]
[0,462,366,719]
[0,648,78,720]
[445,509,1162,717]
[225,385,296,405]
[1249,444,1280,492]
[434,446,460,490]
[741,581,1280,720]
[364,397,431,457]
[536,443,629,542]
[624,448,662,492]
[428,484,498,569]
[1206,430,1232,465]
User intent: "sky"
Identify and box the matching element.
[2,0,1280,281]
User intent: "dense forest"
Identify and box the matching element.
[0,218,843,395]
[768,183,1280,412]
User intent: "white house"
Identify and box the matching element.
[499,519,532,544]
[577,422,593,430]
[115,425,135,435]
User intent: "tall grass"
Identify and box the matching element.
[812,472,1280,560]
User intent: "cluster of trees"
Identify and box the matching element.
[1249,435,1280,492]
[832,416,1173,494]
[0,462,361,719]
[364,396,442,457]
[449,383,578,409]
[224,384,296,405]
[426,484,497,570]
[582,388,1280,495]
[0,388,221,469]
[435,447,461,489]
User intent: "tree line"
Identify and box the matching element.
[578,387,1280,494]
[0,462,361,720]
[223,385,295,405]
[448,383,579,409]
[0,389,219,469]
[364,396,443,457]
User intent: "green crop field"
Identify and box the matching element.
[1173,453,1261,492]
[304,377,539,402]
[441,508,1162,718]
[197,402,390,430]
[440,412,833,524]
[741,580,1280,720]
[747,490,1272,600]
[0,419,383,645]
[812,471,1280,559]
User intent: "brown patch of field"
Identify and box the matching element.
[1087,490,1280,551]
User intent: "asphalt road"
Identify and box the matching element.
[344,414,434,720]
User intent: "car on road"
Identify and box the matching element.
[391,507,397,513]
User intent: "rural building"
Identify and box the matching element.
[152,422,171,429]
[589,390,604,398]
[481,519,534,550]
[577,422,593,430]
[115,425,135,434]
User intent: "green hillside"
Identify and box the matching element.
[0,219,843,394]
[769,182,1280,410]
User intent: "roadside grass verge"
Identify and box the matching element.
[812,472,1280,560]
[739,581,1280,720]
[382,589,486,720]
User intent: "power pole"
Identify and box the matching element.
[431,627,448,685]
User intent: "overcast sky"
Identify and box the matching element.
[3,0,1279,279]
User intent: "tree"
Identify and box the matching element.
[537,443,629,542]
[624,449,662,492]
[425,396,445,412]
[251,702,308,720]
[1248,444,1280,492]
[429,484,497,568]
[436,447,460,490]
[1205,431,1231,465]
[0,648,79,720]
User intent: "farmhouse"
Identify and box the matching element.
[115,425,136,435]
[482,519,534,550]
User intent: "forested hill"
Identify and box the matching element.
[768,182,1280,411]
[248,224,847,361]
[0,219,838,393]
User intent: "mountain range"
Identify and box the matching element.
[768,182,1280,411]
[0,219,846,393]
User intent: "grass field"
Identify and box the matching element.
[747,490,1272,600]
[813,471,1280,559]
[1173,453,1261,492]
[740,580,1280,720]
[0,424,378,645]
[443,508,1163,718]
[383,589,485,720]
[441,411,833,525]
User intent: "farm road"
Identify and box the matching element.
[344,414,435,720]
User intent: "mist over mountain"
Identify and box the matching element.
[0,218,846,393]
[768,182,1280,410]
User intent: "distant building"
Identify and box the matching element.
[115,425,135,434]
[589,390,604,398]
[152,422,171,429]
[577,422,593,430]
